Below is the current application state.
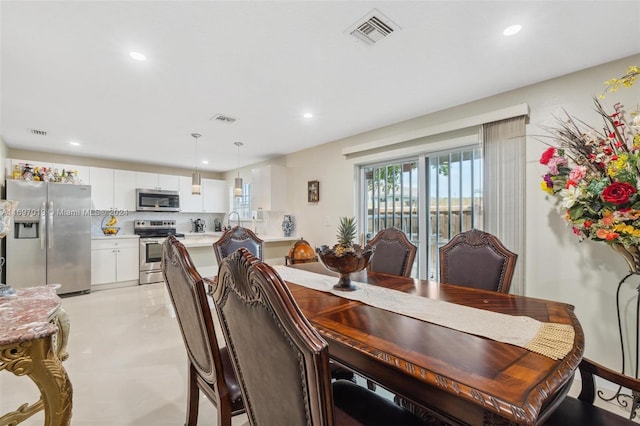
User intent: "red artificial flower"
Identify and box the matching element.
[539,147,556,165]
[584,220,593,228]
[602,182,637,205]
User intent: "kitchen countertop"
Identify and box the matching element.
[92,234,140,240]
[182,234,300,248]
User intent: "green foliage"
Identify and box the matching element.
[336,216,357,246]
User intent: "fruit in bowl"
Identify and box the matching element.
[102,227,120,235]
[316,217,374,291]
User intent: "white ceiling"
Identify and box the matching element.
[1,1,639,173]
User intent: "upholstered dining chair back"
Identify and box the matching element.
[214,248,426,426]
[213,225,264,264]
[161,235,244,426]
[367,227,417,277]
[439,228,517,293]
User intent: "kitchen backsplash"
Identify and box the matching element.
[92,212,224,237]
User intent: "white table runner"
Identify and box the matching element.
[274,265,574,360]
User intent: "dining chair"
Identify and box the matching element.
[541,357,640,425]
[213,248,425,426]
[367,227,417,277]
[161,235,245,426]
[285,238,319,265]
[213,225,264,264]
[439,228,517,293]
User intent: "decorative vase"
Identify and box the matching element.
[611,243,640,274]
[282,215,293,238]
[316,245,375,291]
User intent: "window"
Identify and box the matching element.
[231,183,252,219]
[359,146,482,279]
[427,147,482,279]
[361,159,419,273]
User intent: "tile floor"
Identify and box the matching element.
[1,283,249,426]
[0,282,637,425]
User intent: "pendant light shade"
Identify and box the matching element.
[234,142,244,197]
[191,133,202,195]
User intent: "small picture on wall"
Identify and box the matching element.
[308,180,319,202]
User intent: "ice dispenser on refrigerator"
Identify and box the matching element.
[14,221,39,239]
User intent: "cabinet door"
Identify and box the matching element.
[158,174,180,191]
[203,179,228,213]
[89,167,114,210]
[251,167,265,210]
[115,246,140,282]
[91,249,117,285]
[136,172,158,189]
[113,170,137,211]
[251,165,287,211]
[179,176,203,212]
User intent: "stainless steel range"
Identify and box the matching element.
[134,220,184,285]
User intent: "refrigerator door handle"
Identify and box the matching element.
[48,200,54,248]
[40,201,46,250]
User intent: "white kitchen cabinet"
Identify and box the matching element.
[91,238,139,285]
[89,167,136,211]
[251,165,287,211]
[203,178,227,212]
[136,172,179,191]
[179,177,228,213]
[179,176,203,212]
[89,167,114,210]
[113,170,136,210]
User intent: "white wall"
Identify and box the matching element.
[261,54,640,369]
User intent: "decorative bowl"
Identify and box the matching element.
[102,227,120,236]
[316,244,375,291]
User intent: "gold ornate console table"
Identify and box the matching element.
[0,284,72,426]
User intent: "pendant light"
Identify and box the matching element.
[191,133,202,195]
[234,142,244,197]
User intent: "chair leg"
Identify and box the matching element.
[186,364,199,426]
[366,379,376,391]
[216,396,232,426]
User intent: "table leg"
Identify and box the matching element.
[0,336,72,426]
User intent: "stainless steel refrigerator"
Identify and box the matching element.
[6,180,92,295]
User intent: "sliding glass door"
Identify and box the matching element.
[359,145,482,279]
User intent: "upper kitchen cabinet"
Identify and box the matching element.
[90,167,136,211]
[202,178,227,213]
[136,172,180,191]
[178,176,201,212]
[251,165,287,211]
[179,176,228,213]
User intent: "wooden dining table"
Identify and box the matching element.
[283,263,584,426]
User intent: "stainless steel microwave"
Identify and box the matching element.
[136,188,180,212]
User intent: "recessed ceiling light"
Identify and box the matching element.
[69,141,80,146]
[201,160,209,165]
[130,51,146,61]
[503,25,522,36]
[303,112,313,119]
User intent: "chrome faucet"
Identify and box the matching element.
[228,211,241,228]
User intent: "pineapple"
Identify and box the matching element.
[334,217,357,256]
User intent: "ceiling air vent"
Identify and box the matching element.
[30,129,47,136]
[211,114,237,124]
[347,9,399,46]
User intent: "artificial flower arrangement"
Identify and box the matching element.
[539,66,639,247]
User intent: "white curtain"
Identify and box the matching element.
[482,116,526,295]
